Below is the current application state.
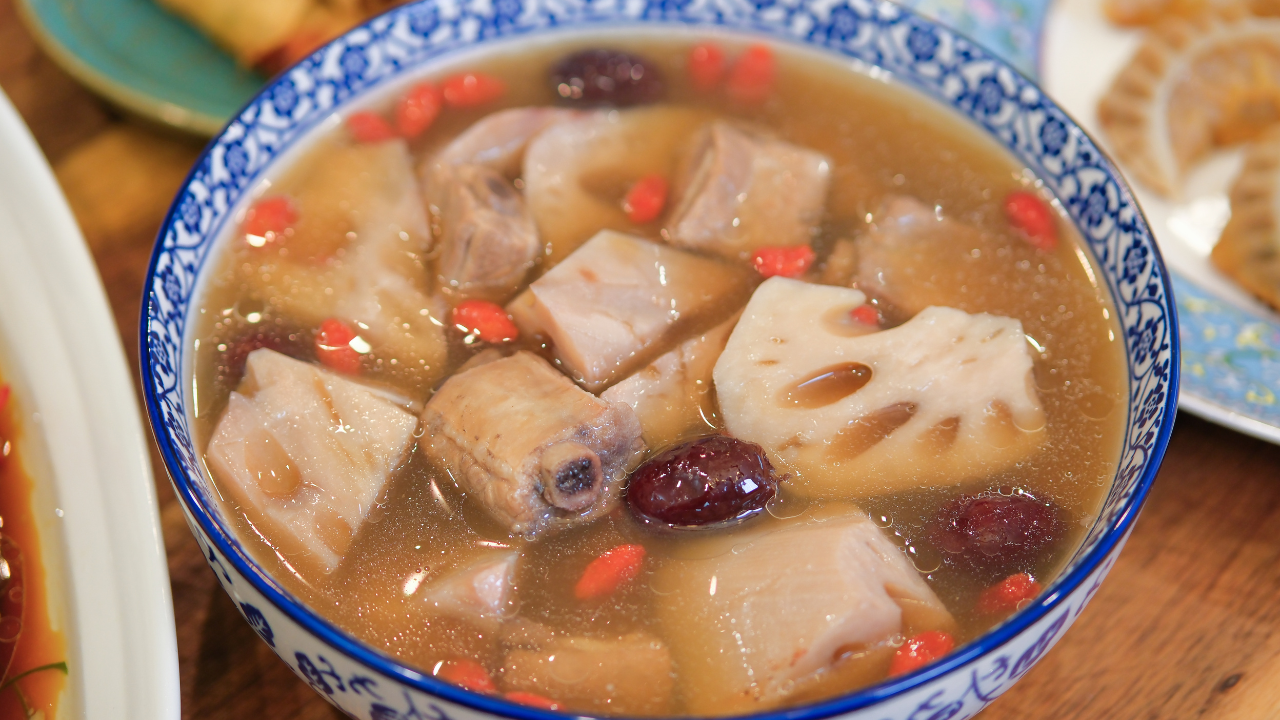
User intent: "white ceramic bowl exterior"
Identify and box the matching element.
[143,2,1179,719]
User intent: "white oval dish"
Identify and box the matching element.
[0,89,180,719]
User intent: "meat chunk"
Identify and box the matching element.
[523,107,715,263]
[506,230,753,391]
[501,630,674,715]
[206,349,418,580]
[247,139,448,386]
[421,352,646,537]
[434,163,540,299]
[714,277,1047,498]
[656,510,952,715]
[854,195,990,316]
[667,122,831,260]
[419,551,519,632]
[601,314,738,448]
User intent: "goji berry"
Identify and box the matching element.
[396,82,442,138]
[975,573,1043,615]
[442,72,506,107]
[623,175,668,224]
[452,300,519,343]
[436,658,496,694]
[1004,190,1058,252]
[315,318,363,375]
[574,544,646,600]
[505,692,562,710]
[726,44,776,104]
[850,305,880,326]
[346,111,398,143]
[888,630,955,677]
[242,196,298,248]
[751,245,815,278]
[688,43,726,91]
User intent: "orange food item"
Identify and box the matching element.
[975,573,1043,615]
[396,82,443,138]
[849,305,880,326]
[442,72,507,107]
[888,630,955,677]
[1004,191,1058,252]
[346,111,398,143]
[437,658,497,693]
[452,300,520,343]
[751,245,815,278]
[315,318,363,375]
[505,691,563,710]
[242,196,298,247]
[623,175,669,224]
[688,43,726,91]
[574,544,647,600]
[726,44,776,104]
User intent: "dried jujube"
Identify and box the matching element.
[549,49,664,107]
[927,490,1064,578]
[627,435,778,528]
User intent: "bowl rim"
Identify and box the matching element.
[140,2,1180,718]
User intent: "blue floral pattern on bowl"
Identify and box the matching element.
[142,1,1179,718]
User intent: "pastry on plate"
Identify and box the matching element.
[1212,126,1280,310]
[1098,5,1280,197]
[154,0,403,73]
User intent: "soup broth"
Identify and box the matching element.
[191,33,1125,717]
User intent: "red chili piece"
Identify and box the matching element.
[751,245,815,278]
[1004,190,1058,252]
[442,72,506,107]
[574,544,646,600]
[452,300,519,343]
[397,82,443,138]
[437,658,496,694]
[346,111,398,144]
[888,630,955,677]
[688,43,726,91]
[315,318,363,375]
[242,196,298,247]
[850,305,880,326]
[726,44,776,104]
[623,175,668,224]
[505,692,562,710]
[975,573,1043,615]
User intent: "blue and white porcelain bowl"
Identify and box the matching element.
[141,2,1179,718]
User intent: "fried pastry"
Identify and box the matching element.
[1212,126,1280,309]
[1099,5,1280,196]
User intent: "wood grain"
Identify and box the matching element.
[2,4,1279,718]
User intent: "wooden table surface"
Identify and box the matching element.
[3,4,1280,718]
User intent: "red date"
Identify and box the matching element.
[627,436,778,528]
[927,490,1064,577]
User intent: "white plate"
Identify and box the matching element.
[0,89,179,718]
[1044,0,1280,444]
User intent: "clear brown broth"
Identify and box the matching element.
[190,34,1126,716]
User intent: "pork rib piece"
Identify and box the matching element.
[657,510,952,715]
[502,627,675,716]
[506,230,753,392]
[667,122,831,260]
[421,352,646,537]
[434,163,540,300]
[206,348,419,581]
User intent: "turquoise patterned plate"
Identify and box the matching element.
[16,0,265,135]
[1042,0,1280,445]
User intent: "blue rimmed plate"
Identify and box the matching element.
[141,1,1177,718]
[1043,0,1280,445]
